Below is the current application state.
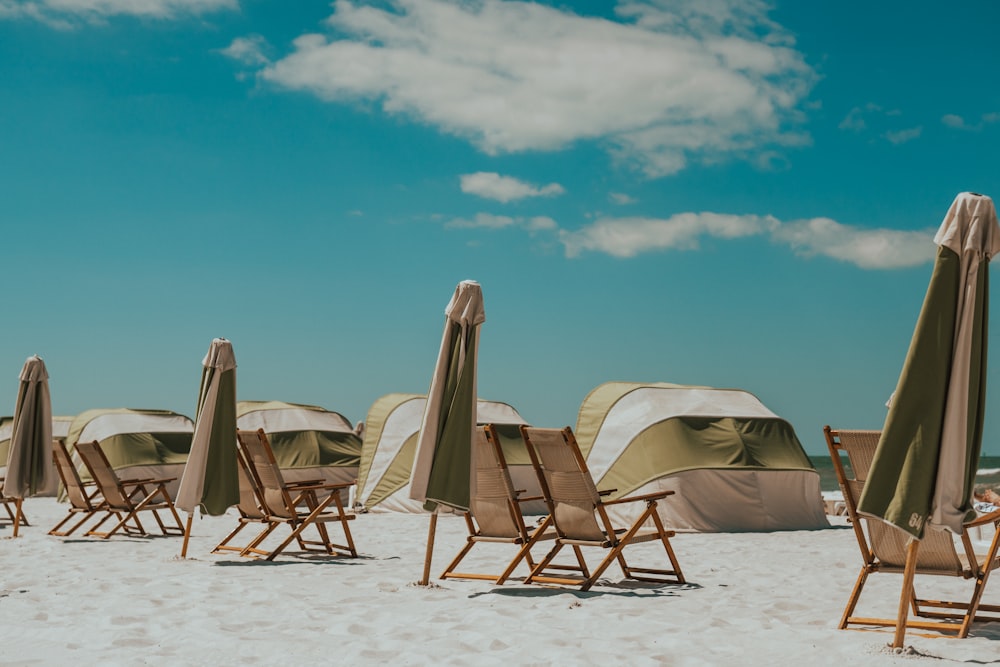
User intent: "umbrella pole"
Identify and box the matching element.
[180,512,195,558]
[419,511,439,586]
[12,498,22,538]
[893,538,920,648]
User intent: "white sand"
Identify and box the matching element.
[2,499,998,665]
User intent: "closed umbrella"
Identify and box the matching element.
[858,192,1000,645]
[410,281,485,584]
[177,338,240,557]
[2,355,52,537]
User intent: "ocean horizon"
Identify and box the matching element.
[810,455,1000,493]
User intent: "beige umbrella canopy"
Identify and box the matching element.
[410,280,485,584]
[2,355,53,537]
[177,338,240,557]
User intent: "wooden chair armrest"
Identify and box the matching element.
[516,495,544,503]
[602,490,674,506]
[598,489,617,497]
[966,508,1000,528]
[288,481,355,492]
[286,479,325,488]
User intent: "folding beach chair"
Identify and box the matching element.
[74,440,185,539]
[439,424,558,584]
[236,429,358,560]
[48,439,120,536]
[0,482,29,532]
[519,425,685,591]
[825,426,1000,638]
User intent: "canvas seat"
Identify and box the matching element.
[439,424,559,583]
[75,440,185,539]
[48,440,122,536]
[825,426,1000,638]
[519,426,685,591]
[236,429,358,560]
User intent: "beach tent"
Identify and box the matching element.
[576,382,828,532]
[64,408,194,500]
[356,393,537,514]
[236,400,362,497]
[1,415,73,497]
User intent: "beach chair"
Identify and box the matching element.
[825,426,1000,638]
[48,439,121,536]
[0,483,29,533]
[236,429,358,560]
[519,425,685,591]
[74,440,185,539]
[439,424,558,584]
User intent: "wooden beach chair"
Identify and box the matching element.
[825,426,1000,638]
[0,482,29,533]
[236,429,358,560]
[75,440,185,539]
[519,425,685,591]
[48,440,120,537]
[439,424,557,584]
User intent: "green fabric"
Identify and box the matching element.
[66,408,184,452]
[356,393,422,496]
[859,246,986,538]
[7,376,50,496]
[423,322,477,512]
[268,430,361,468]
[574,381,711,459]
[194,366,240,517]
[366,433,419,508]
[492,422,531,466]
[597,417,815,499]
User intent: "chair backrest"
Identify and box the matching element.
[521,426,606,542]
[74,440,132,510]
[472,424,526,539]
[53,439,94,510]
[825,427,962,574]
[236,429,294,519]
[235,445,267,520]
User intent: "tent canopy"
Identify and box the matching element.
[65,408,194,498]
[236,400,361,470]
[356,393,533,513]
[577,382,827,532]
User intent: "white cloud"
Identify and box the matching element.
[459,172,564,203]
[260,0,816,177]
[446,212,559,235]
[883,126,922,145]
[446,212,518,229]
[772,217,935,269]
[838,106,866,131]
[609,192,637,205]
[555,211,934,269]
[220,35,270,66]
[558,212,778,258]
[942,114,966,129]
[0,0,235,24]
[942,112,1000,131]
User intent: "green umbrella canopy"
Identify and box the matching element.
[2,356,52,499]
[176,338,240,517]
[859,193,1000,539]
[410,281,485,513]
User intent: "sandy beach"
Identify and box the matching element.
[1,499,997,666]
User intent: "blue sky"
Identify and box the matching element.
[2,0,999,455]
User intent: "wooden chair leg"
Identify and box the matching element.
[840,567,870,629]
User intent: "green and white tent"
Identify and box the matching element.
[1,415,73,497]
[236,401,362,500]
[577,382,828,532]
[65,408,194,499]
[356,393,537,513]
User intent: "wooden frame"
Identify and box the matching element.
[74,440,185,539]
[236,429,358,561]
[519,425,685,591]
[825,425,1000,638]
[439,424,557,584]
[0,482,29,536]
[48,440,121,537]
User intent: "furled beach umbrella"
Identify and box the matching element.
[177,338,240,557]
[858,192,1000,645]
[410,281,485,584]
[2,355,52,537]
